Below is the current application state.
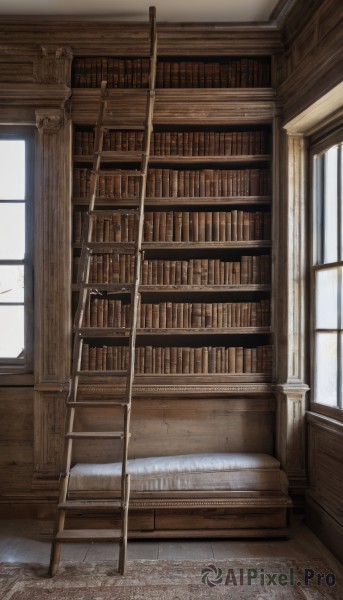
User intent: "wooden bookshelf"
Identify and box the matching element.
[71,54,273,387]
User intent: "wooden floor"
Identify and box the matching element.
[0,512,342,574]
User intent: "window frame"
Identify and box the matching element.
[0,128,34,374]
[310,125,343,421]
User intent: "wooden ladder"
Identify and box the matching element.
[49,6,157,577]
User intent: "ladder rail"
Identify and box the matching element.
[49,7,157,578]
[48,84,111,577]
[121,6,157,498]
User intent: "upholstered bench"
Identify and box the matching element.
[69,452,288,494]
[68,453,291,537]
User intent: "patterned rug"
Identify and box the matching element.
[0,559,342,599]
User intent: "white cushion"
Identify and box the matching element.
[69,453,288,494]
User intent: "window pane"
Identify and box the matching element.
[0,265,24,302]
[0,140,25,200]
[313,154,324,265]
[315,267,340,329]
[314,333,338,406]
[0,204,25,260]
[324,146,338,263]
[341,146,343,260]
[0,305,24,358]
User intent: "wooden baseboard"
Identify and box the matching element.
[306,494,343,563]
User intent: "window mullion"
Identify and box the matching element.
[339,144,342,262]
[339,145,343,408]
[319,154,325,264]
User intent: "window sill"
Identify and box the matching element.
[309,401,343,424]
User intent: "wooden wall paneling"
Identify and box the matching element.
[307,413,343,525]
[306,412,343,562]
[0,388,34,494]
[71,397,276,465]
[278,0,343,123]
[33,391,66,488]
[0,23,282,57]
[71,89,277,127]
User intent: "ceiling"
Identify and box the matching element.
[0,0,282,23]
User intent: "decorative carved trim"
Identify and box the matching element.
[34,45,73,86]
[76,383,273,397]
[129,498,292,509]
[134,385,271,394]
[35,107,64,133]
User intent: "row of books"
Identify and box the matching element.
[74,129,270,157]
[74,168,271,198]
[80,344,272,374]
[143,211,271,242]
[73,210,271,244]
[74,211,136,244]
[83,299,270,328]
[73,255,271,285]
[72,57,271,89]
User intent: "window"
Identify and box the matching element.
[312,137,343,409]
[0,132,33,372]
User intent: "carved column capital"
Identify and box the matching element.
[34,45,73,86]
[35,108,64,134]
[275,382,310,398]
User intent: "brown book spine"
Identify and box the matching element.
[236,347,244,373]
[182,211,190,242]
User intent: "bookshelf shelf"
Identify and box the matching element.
[138,327,271,335]
[77,373,272,384]
[74,154,272,165]
[142,241,272,250]
[72,284,271,293]
[79,327,271,338]
[73,196,272,206]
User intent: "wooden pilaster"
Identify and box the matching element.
[33,48,72,484]
[276,133,309,494]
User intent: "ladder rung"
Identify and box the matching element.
[97,150,143,160]
[78,327,131,338]
[76,370,128,377]
[82,284,134,292]
[86,242,136,254]
[66,431,127,439]
[59,500,122,510]
[92,169,144,177]
[91,197,139,204]
[67,401,129,407]
[89,209,139,216]
[56,529,122,542]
